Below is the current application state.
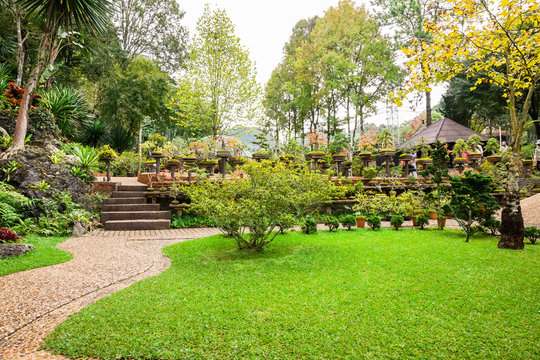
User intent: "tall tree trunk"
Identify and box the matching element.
[15,7,25,87]
[498,154,524,249]
[137,123,143,174]
[9,31,53,151]
[425,90,432,126]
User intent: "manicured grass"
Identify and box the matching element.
[44,229,539,359]
[0,235,71,277]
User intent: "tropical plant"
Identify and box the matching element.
[41,86,88,135]
[79,119,108,147]
[2,161,19,182]
[108,125,135,153]
[67,144,99,171]
[416,137,431,159]
[49,149,64,164]
[0,228,20,243]
[7,0,112,150]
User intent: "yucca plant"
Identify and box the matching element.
[108,125,135,153]
[67,144,99,171]
[41,86,88,134]
[79,118,108,147]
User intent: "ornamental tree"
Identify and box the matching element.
[185,161,338,251]
[398,0,539,249]
[176,5,262,138]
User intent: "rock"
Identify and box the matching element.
[0,244,36,258]
[0,145,92,203]
[72,221,89,237]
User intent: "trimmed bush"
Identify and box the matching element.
[323,216,340,232]
[301,218,318,234]
[340,215,356,230]
[390,215,404,230]
[416,214,429,230]
[366,215,381,230]
[524,226,539,244]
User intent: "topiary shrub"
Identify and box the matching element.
[323,216,340,231]
[390,215,404,230]
[366,215,381,230]
[340,215,356,230]
[524,226,540,244]
[301,218,318,234]
[416,214,429,229]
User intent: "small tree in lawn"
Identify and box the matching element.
[449,171,499,242]
[186,162,336,251]
[398,0,539,249]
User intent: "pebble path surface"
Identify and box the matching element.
[0,228,220,360]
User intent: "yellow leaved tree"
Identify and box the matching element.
[397,0,540,249]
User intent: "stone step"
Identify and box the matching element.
[101,211,171,222]
[104,219,170,231]
[118,184,148,191]
[112,191,147,198]
[103,197,147,205]
[102,203,159,212]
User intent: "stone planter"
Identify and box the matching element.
[252,153,270,161]
[216,150,231,158]
[332,154,346,162]
[486,155,502,163]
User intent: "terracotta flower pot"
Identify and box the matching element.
[429,211,437,220]
[356,216,366,228]
[412,216,418,227]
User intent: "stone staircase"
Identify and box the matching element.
[101,184,171,230]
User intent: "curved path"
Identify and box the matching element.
[0,228,220,360]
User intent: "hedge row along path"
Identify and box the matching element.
[0,228,220,360]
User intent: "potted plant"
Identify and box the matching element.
[328,133,349,162]
[452,139,469,164]
[466,134,484,159]
[98,145,117,182]
[352,192,371,228]
[483,138,502,163]
[377,129,395,157]
[415,137,432,166]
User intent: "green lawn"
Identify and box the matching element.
[44,229,539,359]
[0,235,71,277]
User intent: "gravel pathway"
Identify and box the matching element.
[0,228,220,360]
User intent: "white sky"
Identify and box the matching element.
[177,0,444,126]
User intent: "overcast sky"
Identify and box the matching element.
[178,0,444,126]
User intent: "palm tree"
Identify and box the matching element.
[7,0,111,153]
